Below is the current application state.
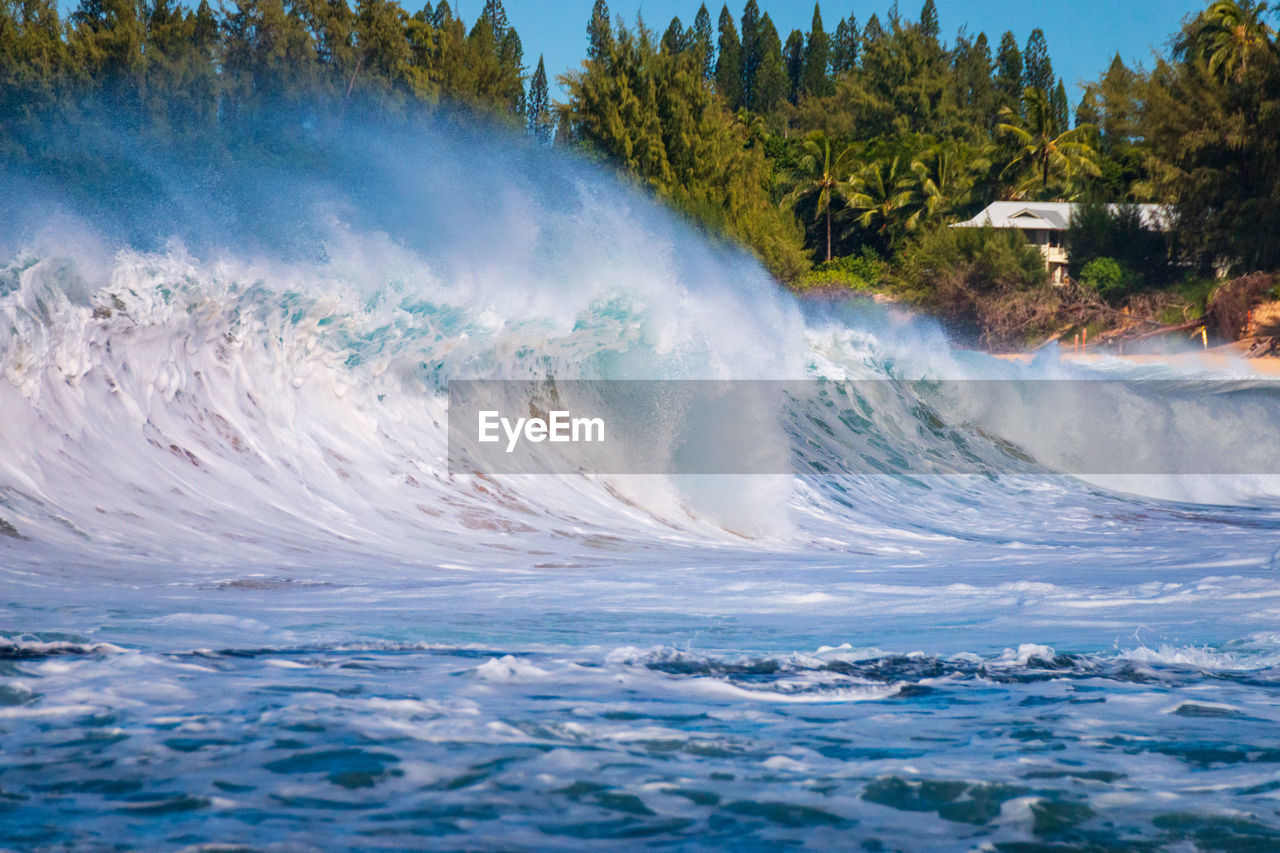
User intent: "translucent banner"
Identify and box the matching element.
[447,379,1280,476]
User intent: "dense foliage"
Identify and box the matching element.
[556,0,1280,337]
[1067,202,1176,294]
[554,2,1101,280]
[892,224,1053,346]
[555,17,809,280]
[0,0,535,154]
[2,0,1279,339]
[1143,0,1280,275]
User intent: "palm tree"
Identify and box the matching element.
[780,132,860,262]
[910,141,992,222]
[998,86,1100,199]
[1183,0,1276,83]
[734,107,768,147]
[844,156,921,250]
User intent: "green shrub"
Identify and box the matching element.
[1080,257,1130,299]
[1169,276,1219,315]
[889,225,1053,347]
[894,225,1045,303]
[795,249,888,291]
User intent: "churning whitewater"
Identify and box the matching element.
[3,119,1280,850]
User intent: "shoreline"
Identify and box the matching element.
[991,340,1280,376]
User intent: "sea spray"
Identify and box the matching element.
[0,113,820,548]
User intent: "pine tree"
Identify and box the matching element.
[693,3,714,81]
[587,0,611,61]
[862,12,883,45]
[830,15,858,77]
[919,0,939,42]
[751,12,786,115]
[557,17,810,280]
[463,12,501,108]
[1023,28,1053,93]
[784,29,804,104]
[1051,78,1069,131]
[191,0,218,67]
[139,0,222,135]
[429,2,475,105]
[430,0,449,27]
[995,31,1022,104]
[739,0,761,110]
[481,0,508,42]
[70,0,148,108]
[662,16,686,55]
[499,27,525,114]
[526,54,554,142]
[403,7,438,100]
[217,0,318,119]
[355,0,413,99]
[715,5,743,109]
[954,31,996,132]
[1077,54,1146,199]
[1098,54,1139,143]
[308,0,357,79]
[800,2,830,97]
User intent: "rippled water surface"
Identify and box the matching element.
[7,541,1280,851]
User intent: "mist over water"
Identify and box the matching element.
[4,112,1280,850]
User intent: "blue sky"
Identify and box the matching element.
[48,0,1212,103]
[485,0,1208,101]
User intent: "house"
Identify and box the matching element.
[952,202,1171,285]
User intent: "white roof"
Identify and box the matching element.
[953,201,1172,231]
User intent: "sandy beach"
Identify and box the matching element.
[994,339,1280,376]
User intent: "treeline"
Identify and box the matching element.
[560,0,1280,310]
[2,0,1278,338]
[0,0,553,151]
[558,0,1099,280]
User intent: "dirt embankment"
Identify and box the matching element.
[982,272,1280,356]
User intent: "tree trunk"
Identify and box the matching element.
[826,205,832,262]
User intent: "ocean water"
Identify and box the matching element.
[3,120,1280,851]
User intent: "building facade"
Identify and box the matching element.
[952,202,1171,285]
